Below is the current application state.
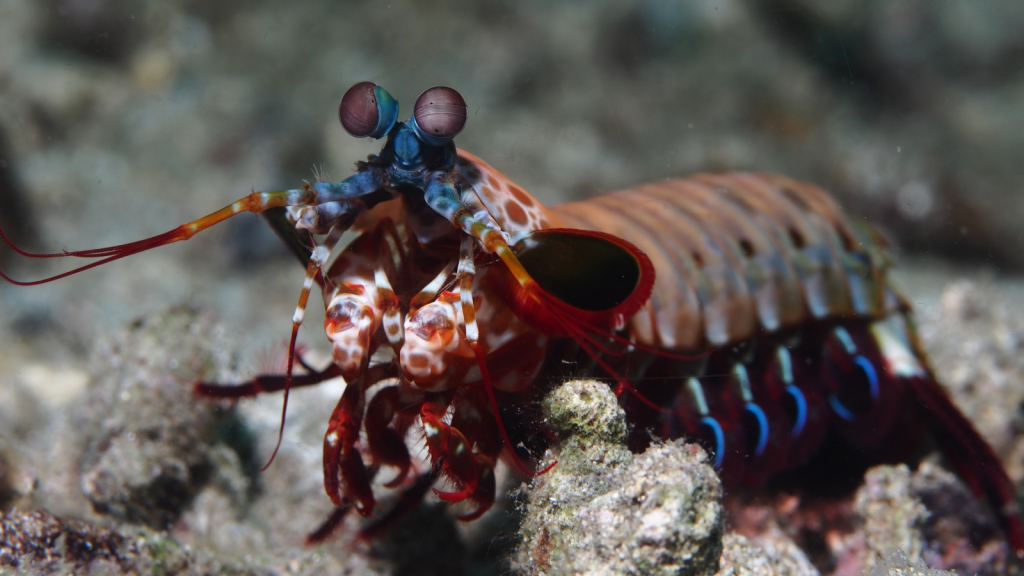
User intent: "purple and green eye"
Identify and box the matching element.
[339,82,399,139]
[409,86,467,146]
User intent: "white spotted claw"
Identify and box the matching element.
[401,300,463,388]
[324,293,379,380]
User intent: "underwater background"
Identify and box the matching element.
[2,0,1024,574]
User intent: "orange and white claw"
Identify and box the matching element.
[324,293,380,381]
[401,299,463,387]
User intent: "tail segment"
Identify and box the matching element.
[869,315,1023,557]
[906,373,1024,558]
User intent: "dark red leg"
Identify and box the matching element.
[323,379,377,515]
[761,346,829,471]
[820,326,905,451]
[420,393,479,503]
[358,467,441,541]
[305,505,353,545]
[449,390,502,520]
[454,456,497,521]
[194,351,344,398]
[365,385,416,488]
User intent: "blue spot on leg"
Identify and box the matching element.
[829,393,857,421]
[785,385,807,438]
[745,403,769,458]
[855,355,880,402]
[701,416,725,470]
[829,355,881,421]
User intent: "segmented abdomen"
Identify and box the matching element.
[553,173,899,350]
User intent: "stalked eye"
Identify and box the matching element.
[409,86,467,146]
[339,82,399,139]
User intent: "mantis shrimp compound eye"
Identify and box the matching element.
[339,81,399,139]
[410,86,467,146]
